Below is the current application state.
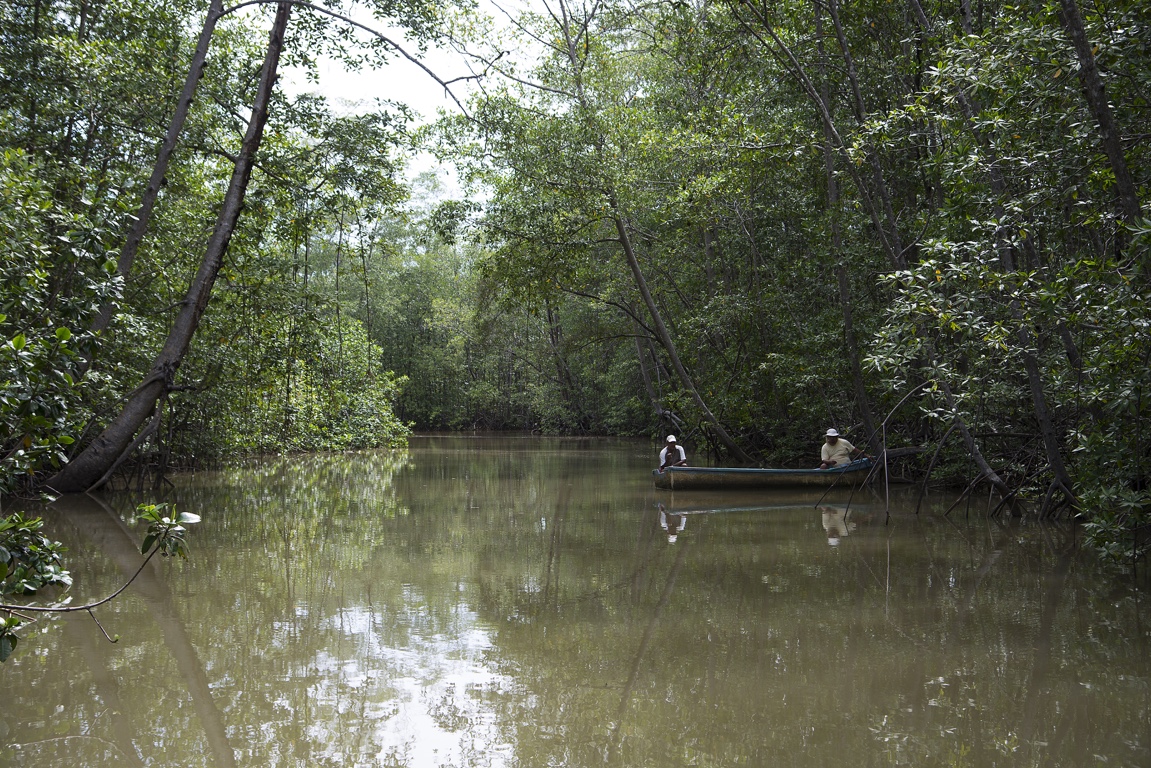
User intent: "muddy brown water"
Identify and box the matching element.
[1,434,1148,767]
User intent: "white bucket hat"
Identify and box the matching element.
[666,435,677,442]
[825,428,839,437]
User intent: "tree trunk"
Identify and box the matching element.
[1054,0,1142,222]
[837,265,879,448]
[1015,316,1078,503]
[88,0,225,343]
[549,0,753,462]
[335,210,345,376]
[612,207,755,464]
[826,0,905,261]
[733,0,906,269]
[940,381,1013,499]
[47,2,293,494]
[545,301,582,425]
[816,0,880,451]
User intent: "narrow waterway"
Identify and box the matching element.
[2,435,1148,767]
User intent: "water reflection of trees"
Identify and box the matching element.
[3,444,1149,767]
[183,450,1147,768]
[468,485,1149,768]
[3,495,236,767]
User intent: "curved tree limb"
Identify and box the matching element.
[0,540,161,615]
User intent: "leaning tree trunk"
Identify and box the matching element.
[87,0,225,348]
[47,2,293,494]
[732,0,906,270]
[548,0,753,463]
[940,381,1014,499]
[1054,0,1142,223]
[826,0,905,262]
[611,207,755,465]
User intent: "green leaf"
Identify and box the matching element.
[11,334,26,351]
[0,634,17,662]
[54,327,72,341]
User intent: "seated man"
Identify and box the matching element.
[819,428,864,469]
[659,435,687,471]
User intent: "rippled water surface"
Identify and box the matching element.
[2,435,1148,767]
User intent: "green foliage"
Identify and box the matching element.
[860,0,1151,538]
[0,502,200,662]
[168,308,411,458]
[136,502,201,559]
[0,512,72,662]
[433,0,1151,555]
[0,150,119,493]
[446,0,892,454]
[279,318,411,452]
[0,513,71,597]
[0,0,1146,561]
[0,0,428,478]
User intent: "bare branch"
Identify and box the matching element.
[223,0,481,117]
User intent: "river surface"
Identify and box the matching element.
[1,434,1149,767]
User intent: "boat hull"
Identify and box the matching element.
[652,461,872,490]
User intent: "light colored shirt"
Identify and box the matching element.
[821,438,856,466]
[659,445,686,466]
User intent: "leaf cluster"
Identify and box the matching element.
[0,512,71,661]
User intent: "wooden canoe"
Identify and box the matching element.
[652,460,873,490]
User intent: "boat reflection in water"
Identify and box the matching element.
[651,484,877,515]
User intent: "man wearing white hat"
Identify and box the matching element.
[658,435,688,471]
[819,428,863,470]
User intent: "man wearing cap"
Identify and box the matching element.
[819,428,863,469]
[659,435,688,471]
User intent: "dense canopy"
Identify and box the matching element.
[0,0,1147,557]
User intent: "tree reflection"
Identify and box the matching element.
[2,440,1149,767]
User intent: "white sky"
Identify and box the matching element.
[291,39,464,125]
[281,1,537,188]
[284,40,466,184]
